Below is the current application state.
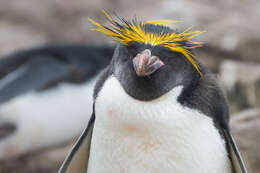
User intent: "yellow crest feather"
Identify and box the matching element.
[89,12,205,76]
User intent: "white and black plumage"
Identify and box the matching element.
[0,44,114,159]
[59,14,247,173]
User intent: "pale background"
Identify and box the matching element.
[0,0,259,172]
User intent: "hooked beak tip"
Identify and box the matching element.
[132,49,165,77]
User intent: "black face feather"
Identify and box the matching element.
[90,21,201,101]
[110,42,201,101]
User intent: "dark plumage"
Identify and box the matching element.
[0,44,114,104]
[59,15,247,173]
[0,44,114,159]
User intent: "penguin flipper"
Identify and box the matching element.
[223,129,247,173]
[58,111,95,173]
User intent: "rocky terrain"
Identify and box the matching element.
[0,0,259,172]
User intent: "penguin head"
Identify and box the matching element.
[89,12,205,101]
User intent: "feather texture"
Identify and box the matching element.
[88,11,205,76]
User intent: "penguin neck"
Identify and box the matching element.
[89,76,232,173]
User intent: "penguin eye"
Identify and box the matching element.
[157,48,179,59]
[126,43,138,55]
[127,42,139,49]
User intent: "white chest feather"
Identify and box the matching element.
[88,76,232,173]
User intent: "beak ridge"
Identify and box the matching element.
[132,49,165,77]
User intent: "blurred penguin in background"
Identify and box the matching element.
[0,44,114,159]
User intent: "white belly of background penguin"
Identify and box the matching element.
[0,79,95,159]
[59,12,247,173]
[88,76,232,173]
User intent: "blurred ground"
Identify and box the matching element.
[0,0,259,172]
